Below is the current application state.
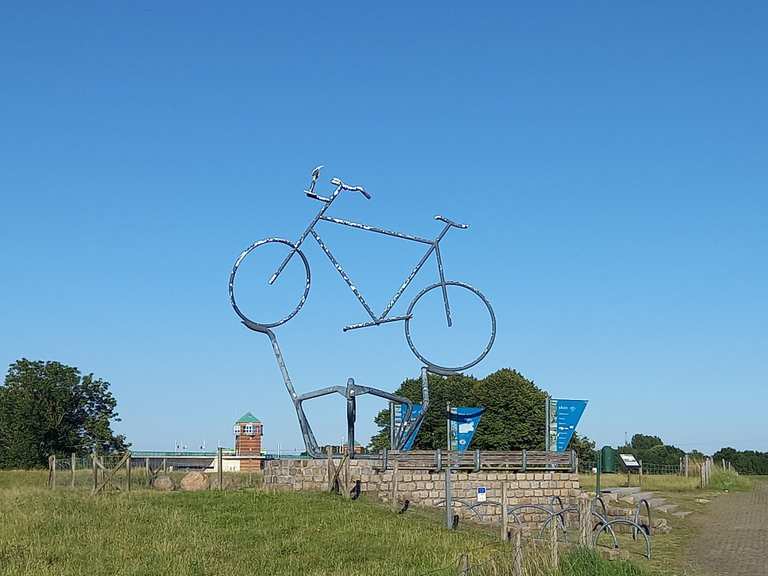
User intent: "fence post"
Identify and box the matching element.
[550,512,559,570]
[685,454,689,478]
[71,453,76,488]
[217,447,224,491]
[92,448,98,494]
[512,526,523,576]
[501,482,509,541]
[48,455,54,489]
[458,553,469,576]
[639,460,643,486]
[145,457,150,483]
[578,492,591,546]
[390,458,399,511]
[126,453,132,493]
[343,455,350,499]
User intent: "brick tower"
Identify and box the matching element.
[233,412,262,457]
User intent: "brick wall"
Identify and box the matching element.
[264,459,580,522]
[236,434,261,455]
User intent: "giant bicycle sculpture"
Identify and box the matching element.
[229,167,496,457]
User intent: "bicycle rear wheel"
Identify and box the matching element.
[404,281,496,374]
[228,238,311,329]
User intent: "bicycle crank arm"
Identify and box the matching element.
[343,315,412,332]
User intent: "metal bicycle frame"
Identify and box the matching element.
[271,178,463,332]
[240,318,431,457]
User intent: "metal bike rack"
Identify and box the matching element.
[594,519,652,560]
[633,498,652,540]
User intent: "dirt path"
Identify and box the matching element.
[688,480,768,576]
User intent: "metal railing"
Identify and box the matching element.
[379,449,576,472]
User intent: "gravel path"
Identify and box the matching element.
[688,480,768,576]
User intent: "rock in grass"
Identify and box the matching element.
[153,475,175,491]
[180,472,210,492]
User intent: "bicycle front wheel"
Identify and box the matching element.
[228,238,311,329]
[404,281,496,374]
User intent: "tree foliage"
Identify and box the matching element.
[616,433,684,468]
[0,359,128,469]
[568,432,597,463]
[369,368,549,452]
[630,434,663,450]
[713,447,768,475]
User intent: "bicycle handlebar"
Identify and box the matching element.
[305,166,371,201]
[331,177,371,199]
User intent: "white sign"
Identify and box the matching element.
[476,486,487,502]
[619,454,641,469]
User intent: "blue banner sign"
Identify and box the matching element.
[448,407,485,452]
[395,404,424,451]
[546,398,587,452]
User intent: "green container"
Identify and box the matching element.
[601,446,618,473]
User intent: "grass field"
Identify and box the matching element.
[579,469,752,493]
[0,470,651,576]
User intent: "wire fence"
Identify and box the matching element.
[46,452,261,493]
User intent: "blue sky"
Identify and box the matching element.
[1,3,765,455]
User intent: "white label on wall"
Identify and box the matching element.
[476,486,487,502]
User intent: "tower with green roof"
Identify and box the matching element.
[233,412,263,464]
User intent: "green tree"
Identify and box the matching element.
[630,434,663,450]
[0,359,128,469]
[568,433,597,464]
[369,368,548,451]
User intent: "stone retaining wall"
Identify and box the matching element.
[264,458,580,522]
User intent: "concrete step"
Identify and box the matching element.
[646,497,668,508]
[604,487,642,496]
[621,491,655,504]
[654,503,679,514]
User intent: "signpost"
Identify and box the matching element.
[391,402,424,450]
[447,406,485,452]
[545,397,588,452]
[620,453,641,486]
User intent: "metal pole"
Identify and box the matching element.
[217,447,224,490]
[596,450,602,497]
[445,460,452,529]
[445,401,453,529]
[545,395,550,451]
[389,401,395,449]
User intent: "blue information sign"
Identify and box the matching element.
[395,404,424,451]
[448,407,485,452]
[547,398,587,452]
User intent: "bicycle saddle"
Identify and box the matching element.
[434,215,469,229]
